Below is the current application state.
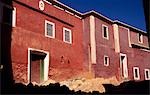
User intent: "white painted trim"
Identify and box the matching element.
[63,27,72,44]
[83,10,113,22]
[144,69,150,80]
[118,26,131,47]
[75,15,82,19]
[102,24,109,40]
[89,15,96,64]
[114,20,146,33]
[53,5,64,11]
[113,24,120,53]
[27,48,49,83]
[140,49,150,52]
[120,53,128,78]
[104,55,109,66]
[65,10,74,15]
[43,0,82,15]
[137,33,143,43]
[127,29,132,47]
[53,0,82,15]
[133,67,140,80]
[12,7,16,27]
[45,20,55,38]
[43,0,52,5]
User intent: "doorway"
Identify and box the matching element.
[28,48,49,83]
[120,53,128,79]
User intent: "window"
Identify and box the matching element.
[63,27,72,44]
[133,67,140,80]
[102,24,109,39]
[45,20,55,38]
[145,69,150,80]
[12,7,16,27]
[104,55,109,66]
[138,33,143,43]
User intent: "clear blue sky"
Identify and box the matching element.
[59,0,146,31]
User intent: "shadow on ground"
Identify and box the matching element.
[1,80,150,94]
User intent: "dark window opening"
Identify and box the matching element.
[65,30,70,42]
[135,69,138,78]
[47,23,53,36]
[146,71,149,78]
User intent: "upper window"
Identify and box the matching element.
[145,69,150,80]
[133,67,140,80]
[45,20,55,38]
[102,24,109,39]
[104,55,109,66]
[138,33,143,43]
[63,27,72,44]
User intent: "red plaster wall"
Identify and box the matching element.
[130,30,149,47]
[118,26,150,81]
[94,17,118,78]
[11,0,85,83]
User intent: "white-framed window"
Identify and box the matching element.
[138,33,143,43]
[133,67,140,80]
[45,20,55,38]
[63,27,72,44]
[104,55,109,66]
[102,24,109,39]
[144,69,150,80]
[12,7,16,27]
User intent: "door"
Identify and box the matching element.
[120,53,128,78]
[30,51,46,83]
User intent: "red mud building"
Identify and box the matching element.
[3,0,150,84]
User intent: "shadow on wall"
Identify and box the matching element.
[1,0,14,92]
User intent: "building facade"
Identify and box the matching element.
[8,0,150,84]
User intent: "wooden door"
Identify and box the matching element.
[30,53,45,83]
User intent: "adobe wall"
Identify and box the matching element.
[11,0,85,83]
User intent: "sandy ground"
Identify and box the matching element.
[38,76,123,93]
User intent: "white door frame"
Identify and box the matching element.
[120,53,128,78]
[28,48,49,83]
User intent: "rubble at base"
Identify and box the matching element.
[39,76,122,93]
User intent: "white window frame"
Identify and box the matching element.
[104,55,109,66]
[63,27,72,44]
[45,20,55,38]
[133,67,140,80]
[102,24,109,40]
[12,7,16,27]
[120,53,128,78]
[144,69,150,80]
[138,33,143,43]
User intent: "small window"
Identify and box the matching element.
[45,20,55,38]
[12,7,16,27]
[102,24,109,39]
[138,33,143,43]
[63,27,72,44]
[145,69,150,80]
[104,55,109,66]
[133,67,140,80]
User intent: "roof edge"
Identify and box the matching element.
[114,20,147,34]
[45,0,147,34]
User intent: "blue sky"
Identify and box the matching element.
[59,0,146,31]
